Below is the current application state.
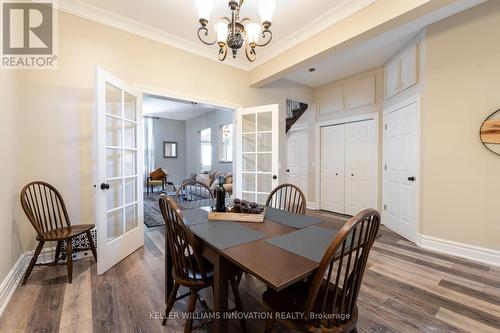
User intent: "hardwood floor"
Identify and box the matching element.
[1,209,499,333]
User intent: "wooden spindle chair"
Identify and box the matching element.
[20,181,97,284]
[263,209,381,333]
[265,183,307,215]
[159,194,246,333]
[174,180,215,210]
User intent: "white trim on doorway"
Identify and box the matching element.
[382,94,422,241]
[315,112,380,214]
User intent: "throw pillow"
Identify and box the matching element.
[196,173,211,187]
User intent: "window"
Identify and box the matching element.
[219,124,233,162]
[200,128,212,172]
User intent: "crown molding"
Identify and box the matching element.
[58,0,376,73]
[57,0,250,71]
[247,0,377,70]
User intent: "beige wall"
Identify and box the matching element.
[0,11,313,282]
[422,0,500,250]
[0,71,25,281]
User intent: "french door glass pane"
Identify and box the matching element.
[243,153,256,171]
[257,112,272,131]
[242,114,256,133]
[124,178,137,204]
[125,205,137,232]
[124,92,136,121]
[107,209,123,241]
[123,150,136,176]
[124,122,136,148]
[257,174,272,193]
[242,173,255,192]
[257,133,272,151]
[106,149,121,178]
[107,180,123,209]
[106,83,122,116]
[242,134,255,152]
[257,153,272,172]
[106,116,122,147]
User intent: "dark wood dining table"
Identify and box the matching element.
[164,208,346,333]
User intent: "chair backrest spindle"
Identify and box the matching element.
[265,183,306,215]
[159,194,208,284]
[20,181,71,237]
[304,209,380,330]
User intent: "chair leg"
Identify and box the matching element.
[22,240,44,285]
[54,241,62,264]
[350,328,358,333]
[230,278,246,333]
[264,318,275,333]
[66,239,73,284]
[162,283,179,326]
[184,289,198,333]
[86,231,98,262]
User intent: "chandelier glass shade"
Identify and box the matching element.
[196,0,275,62]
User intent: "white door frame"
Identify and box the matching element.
[382,94,422,239]
[135,85,240,184]
[315,112,380,213]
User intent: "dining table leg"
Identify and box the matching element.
[204,248,229,333]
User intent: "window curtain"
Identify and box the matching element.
[144,117,155,182]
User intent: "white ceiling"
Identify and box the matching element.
[285,0,486,87]
[143,95,221,121]
[59,0,376,69]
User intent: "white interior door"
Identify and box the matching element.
[235,104,279,205]
[344,120,376,216]
[383,101,418,241]
[96,68,144,275]
[287,130,308,197]
[320,125,345,213]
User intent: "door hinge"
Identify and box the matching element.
[384,204,387,211]
[384,124,387,130]
[384,164,387,171]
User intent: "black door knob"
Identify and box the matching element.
[286,169,290,172]
[408,177,416,182]
[100,183,110,190]
[272,175,277,180]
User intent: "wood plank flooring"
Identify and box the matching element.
[1,208,499,333]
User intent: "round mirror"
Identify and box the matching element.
[480,109,500,155]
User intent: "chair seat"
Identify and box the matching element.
[37,224,95,241]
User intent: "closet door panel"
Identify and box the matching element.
[344,120,375,216]
[320,125,345,213]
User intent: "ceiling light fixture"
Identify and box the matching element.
[196,0,275,62]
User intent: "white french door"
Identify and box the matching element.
[96,68,144,275]
[286,130,308,197]
[235,104,279,205]
[383,100,418,241]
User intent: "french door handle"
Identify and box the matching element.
[408,177,416,182]
[272,175,278,180]
[100,183,110,190]
[286,169,290,172]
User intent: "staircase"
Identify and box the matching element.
[285,99,308,133]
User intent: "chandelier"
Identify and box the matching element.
[195,0,275,62]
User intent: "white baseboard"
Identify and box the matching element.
[417,234,500,267]
[0,254,29,316]
[0,246,63,316]
[306,201,318,210]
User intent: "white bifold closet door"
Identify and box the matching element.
[320,120,375,215]
[320,125,345,213]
